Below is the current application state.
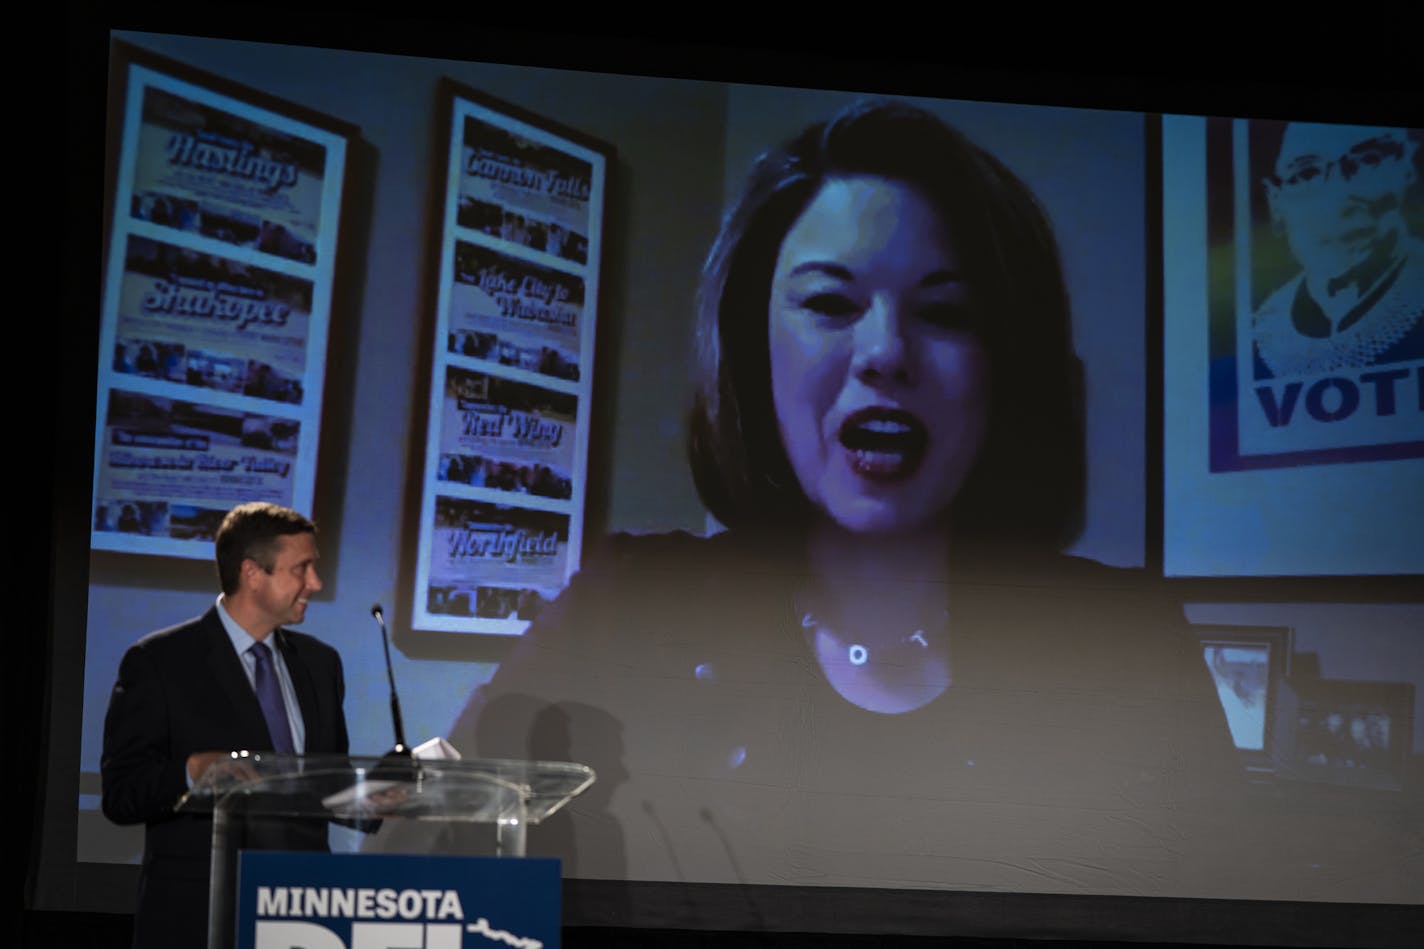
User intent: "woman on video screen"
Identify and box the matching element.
[449,101,1245,894]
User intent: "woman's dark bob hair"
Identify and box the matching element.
[686,99,1085,549]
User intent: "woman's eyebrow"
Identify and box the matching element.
[784,262,963,284]
[787,261,854,280]
[1346,135,1405,158]
[921,268,964,287]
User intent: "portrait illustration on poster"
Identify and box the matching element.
[1208,118,1423,471]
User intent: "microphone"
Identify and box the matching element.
[370,604,411,759]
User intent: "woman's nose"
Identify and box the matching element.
[851,299,912,385]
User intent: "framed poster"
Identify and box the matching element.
[92,44,353,557]
[1196,624,1294,776]
[1203,118,1423,473]
[1161,115,1424,577]
[410,81,612,636]
[1287,676,1414,791]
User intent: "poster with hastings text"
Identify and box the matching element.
[129,85,329,265]
[93,48,352,559]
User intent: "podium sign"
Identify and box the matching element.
[234,852,561,949]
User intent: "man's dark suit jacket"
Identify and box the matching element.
[101,607,349,949]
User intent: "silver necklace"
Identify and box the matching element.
[800,609,941,666]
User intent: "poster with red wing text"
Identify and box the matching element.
[437,366,577,502]
[412,84,611,635]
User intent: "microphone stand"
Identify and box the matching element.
[370,604,416,782]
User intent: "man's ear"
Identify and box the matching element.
[239,557,263,590]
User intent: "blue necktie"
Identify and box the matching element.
[250,641,295,754]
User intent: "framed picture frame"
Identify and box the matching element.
[1287,676,1414,791]
[407,80,613,637]
[91,43,355,558]
[1196,624,1294,776]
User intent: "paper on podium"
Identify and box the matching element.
[320,738,461,812]
[410,736,460,759]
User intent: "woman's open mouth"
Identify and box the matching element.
[838,408,927,481]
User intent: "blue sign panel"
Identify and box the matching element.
[235,852,560,949]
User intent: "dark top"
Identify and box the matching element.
[101,607,349,949]
[449,531,1262,896]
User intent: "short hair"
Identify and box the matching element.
[215,502,316,595]
[686,99,1085,550]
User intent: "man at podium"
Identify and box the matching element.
[100,502,350,949]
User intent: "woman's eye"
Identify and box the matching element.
[918,302,974,329]
[801,293,862,319]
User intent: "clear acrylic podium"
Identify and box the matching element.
[177,752,595,949]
